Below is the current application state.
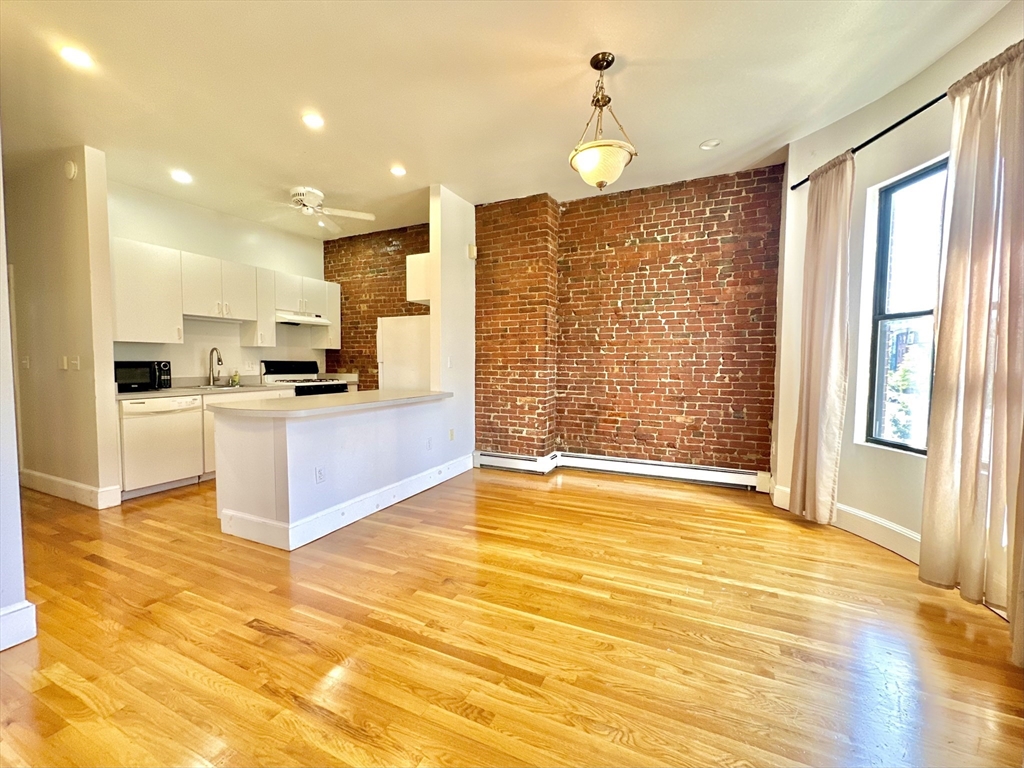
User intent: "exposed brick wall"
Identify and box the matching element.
[323,224,429,390]
[555,166,783,470]
[475,194,559,456]
[324,165,782,471]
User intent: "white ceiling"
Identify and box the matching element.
[0,0,1008,240]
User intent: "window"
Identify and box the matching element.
[867,160,947,453]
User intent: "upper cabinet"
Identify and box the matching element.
[182,252,257,321]
[240,267,277,348]
[111,238,184,344]
[312,281,341,349]
[303,277,328,317]
[275,272,303,313]
[220,261,257,321]
[113,238,339,349]
[277,273,329,317]
[406,253,430,305]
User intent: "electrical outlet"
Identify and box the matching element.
[449,429,455,441]
[426,437,432,451]
[315,466,326,484]
[244,361,257,373]
[447,356,452,369]
[70,356,80,371]
[20,357,29,369]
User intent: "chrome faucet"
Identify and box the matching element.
[209,347,223,386]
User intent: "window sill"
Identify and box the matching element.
[854,438,927,458]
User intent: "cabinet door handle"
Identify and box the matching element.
[216,301,222,316]
[225,302,230,316]
[259,331,263,344]
[177,326,183,340]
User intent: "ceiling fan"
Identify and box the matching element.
[280,187,375,235]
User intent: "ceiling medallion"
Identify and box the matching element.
[569,52,638,191]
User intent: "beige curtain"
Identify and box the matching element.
[920,41,1023,668]
[790,152,855,524]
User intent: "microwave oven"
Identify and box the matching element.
[114,361,172,393]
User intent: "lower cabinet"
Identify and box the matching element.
[202,388,295,473]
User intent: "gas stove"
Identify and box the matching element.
[260,361,349,397]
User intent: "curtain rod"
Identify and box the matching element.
[789,92,948,191]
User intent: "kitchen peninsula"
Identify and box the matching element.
[208,389,463,549]
[210,184,477,549]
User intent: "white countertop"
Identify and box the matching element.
[206,389,452,418]
[115,384,294,401]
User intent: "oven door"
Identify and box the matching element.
[115,361,158,393]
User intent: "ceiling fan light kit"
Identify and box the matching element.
[569,52,637,191]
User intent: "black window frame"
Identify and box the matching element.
[866,159,947,455]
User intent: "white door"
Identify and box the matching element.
[181,251,224,318]
[111,238,184,343]
[221,261,257,321]
[303,277,328,316]
[120,396,203,491]
[275,271,303,312]
[377,315,430,390]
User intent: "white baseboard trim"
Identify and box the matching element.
[20,469,121,510]
[771,484,790,510]
[474,450,760,490]
[221,454,474,551]
[121,476,199,501]
[0,600,37,651]
[770,484,919,564]
[835,503,921,564]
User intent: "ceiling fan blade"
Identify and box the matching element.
[321,206,376,221]
[318,215,342,235]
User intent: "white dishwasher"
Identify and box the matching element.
[120,396,204,492]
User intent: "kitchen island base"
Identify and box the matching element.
[209,390,465,550]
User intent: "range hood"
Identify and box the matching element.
[275,311,331,326]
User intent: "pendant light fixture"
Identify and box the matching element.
[569,52,637,191]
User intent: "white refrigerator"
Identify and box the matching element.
[376,315,431,390]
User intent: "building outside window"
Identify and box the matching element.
[867,160,948,453]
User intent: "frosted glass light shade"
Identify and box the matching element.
[569,139,636,189]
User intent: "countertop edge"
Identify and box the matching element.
[207,390,453,418]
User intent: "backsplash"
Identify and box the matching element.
[113,317,325,384]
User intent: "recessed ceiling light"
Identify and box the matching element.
[699,139,722,150]
[318,220,325,227]
[302,112,325,130]
[390,165,407,177]
[170,169,193,184]
[59,46,94,69]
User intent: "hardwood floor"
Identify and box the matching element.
[1,469,1021,767]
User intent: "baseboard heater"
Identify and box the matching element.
[474,450,762,491]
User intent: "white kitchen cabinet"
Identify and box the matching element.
[202,388,295,473]
[406,252,431,305]
[312,281,341,349]
[111,238,184,343]
[181,251,223,318]
[275,271,303,312]
[221,261,257,321]
[240,267,277,347]
[182,253,258,322]
[303,277,328,316]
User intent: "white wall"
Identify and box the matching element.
[108,183,323,277]
[108,183,326,379]
[429,185,476,463]
[4,146,122,509]
[773,2,1024,560]
[0,130,36,650]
